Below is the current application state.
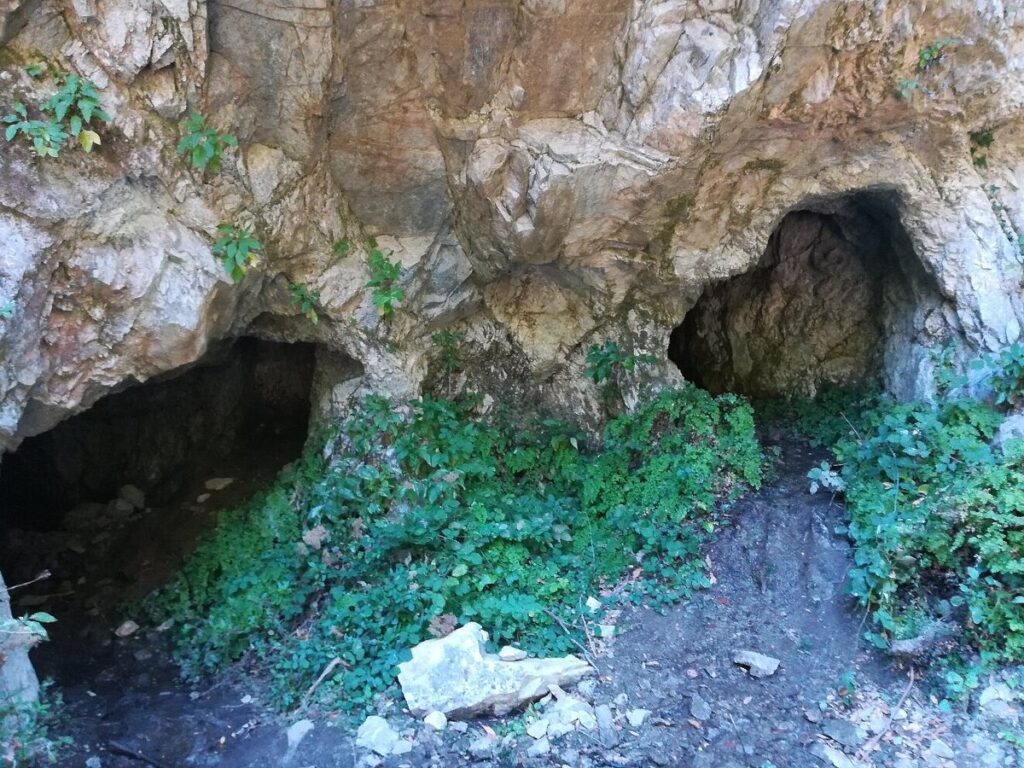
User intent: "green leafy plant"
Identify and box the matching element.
[288,282,321,325]
[41,73,109,152]
[1,102,65,157]
[807,461,845,495]
[835,393,1023,658]
[3,72,109,157]
[0,682,69,767]
[332,239,351,255]
[366,246,404,317]
[585,341,657,414]
[970,129,995,169]
[431,330,467,397]
[980,342,1024,408]
[917,38,958,72]
[146,385,762,713]
[211,224,262,282]
[176,113,238,173]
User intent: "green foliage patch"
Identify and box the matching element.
[366,244,404,318]
[3,70,109,157]
[212,224,262,282]
[0,682,69,767]
[147,385,762,712]
[289,282,321,325]
[836,394,1024,658]
[176,112,237,173]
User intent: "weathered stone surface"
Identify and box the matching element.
[397,622,593,718]
[732,650,780,679]
[0,570,40,706]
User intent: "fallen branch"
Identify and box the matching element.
[5,571,52,592]
[543,608,596,666]
[858,667,915,758]
[300,656,346,710]
[108,740,171,768]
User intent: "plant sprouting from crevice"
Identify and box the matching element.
[212,224,262,282]
[366,242,404,318]
[177,112,238,173]
[2,70,110,157]
[289,282,321,325]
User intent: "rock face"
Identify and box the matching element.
[3,0,1024,703]
[397,623,593,718]
[2,0,1024,457]
[0,571,39,705]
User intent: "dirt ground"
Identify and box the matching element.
[5,439,1022,767]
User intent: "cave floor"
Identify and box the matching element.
[8,440,1021,768]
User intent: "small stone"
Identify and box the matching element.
[286,719,315,751]
[927,739,955,760]
[625,708,650,727]
[114,620,139,638]
[613,692,629,708]
[423,710,447,731]
[576,679,597,700]
[391,740,413,756]
[196,493,211,503]
[132,648,153,662]
[595,703,617,747]
[822,719,861,749]
[732,650,780,678]
[499,646,527,662]
[526,719,549,739]
[527,737,550,757]
[205,477,235,491]
[449,720,468,733]
[810,741,858,768]
[118,484,146,509]
[585,596,602,613]
[689,693,712,721]
[597,624,616,638]
[805,708,823,724]
[86,758,102,768]
[356,716,402,756]
[468,735,495,760]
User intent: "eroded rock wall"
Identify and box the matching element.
[1,0,1024,451]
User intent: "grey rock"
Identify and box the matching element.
[732,650,780,678]
[822,719,861,749]
[85,758,102,768]
[397,623,592,717]
[927,739,955,760]
[355,716,409,757]
[689,693,712,721]
[118,484,146,510]
[468,735,496,760]
[595,703,617,747]
[625,708,650,727]
[527,736,550,757]
[810,741,860,768]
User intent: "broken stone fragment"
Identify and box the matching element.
[118,484,146,510]
[355,715,412,756]
[204,477,235,491]
[498,645,527,661]
[423,710,447,731]
[397,622,593,718]
[732,650,780,678]
[114,620,139,638]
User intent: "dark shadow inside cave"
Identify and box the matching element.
[668,191,936,398]
[0,337,316,531]
[0,336,320,624]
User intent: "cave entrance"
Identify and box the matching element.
[669,192,932,398]
[0,336,317,618]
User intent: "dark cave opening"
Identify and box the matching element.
[0,337,316,531]
[0,337,317,617]
[668,191,935,398]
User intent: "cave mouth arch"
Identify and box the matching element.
[0,336,319,532]
[669,190,936,399]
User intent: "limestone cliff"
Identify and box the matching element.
[1,0,1023,449]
